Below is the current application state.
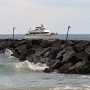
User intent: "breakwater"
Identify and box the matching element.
[0,39,90,74]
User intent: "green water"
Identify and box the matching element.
[0,54,90,90]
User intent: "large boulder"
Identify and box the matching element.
[62,54,78,65]
[73,41,89,52]
[32,40,42,45]
[59,63,73,73]
[69,61,90,74]
[48,60,61,69]
[35,47,51,57]
[62,51,90,66]
[46,50,59,59]
[16,44,27,53]
[56,46,75,62]
[40,40,53,48]
[74,51,90,61]
[51,39,63,50]
[44,60,61,73]
[85,45,90,54]
[0,40,8,50]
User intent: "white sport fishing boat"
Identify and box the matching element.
[25,24,57,40]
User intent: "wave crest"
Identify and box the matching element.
[4,49,16,58]
[0,60,48,75]
[14,60,48,72]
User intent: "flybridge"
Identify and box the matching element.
[35,24,46,30]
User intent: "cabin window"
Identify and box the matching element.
[30,32,49,34]
[41,32,49,34]
[30,32,40,34]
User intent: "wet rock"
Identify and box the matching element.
[74,51,90,61]
[44,68,53,73]
[1,39,90,74]
[26,54,34,62]
[76,62,90,74]
[19,53,27,61]
[48,60,61,69]
[44,60,61,73]
[69,61,90,74]
[59,63,73,73]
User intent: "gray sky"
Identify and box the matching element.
[0,0,90,34]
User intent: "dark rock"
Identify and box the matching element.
[44,68,53,73]
[66,40,75,46]
[51,40,62,50]
[0,40,8,50]
[74,51,90,61]
[48,60,61,70]
[18,40,29,45]
[40,40,53,48]
[76,65,90,74]
[26,55,34,62]
[16,44,27,53]
[35,47,51,57]
[1,39,90,74]
[73,41,89,52]
[44,59,62,73]
[85,45,90,54]
[59,63,73,73]
[68,61,90,74]
[32,40,42,45]
[19,53,27,61]
[56,46,75,62]
[47,50,59,59]
[63,54,78,65]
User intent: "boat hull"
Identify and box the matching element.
[25,34,57,40]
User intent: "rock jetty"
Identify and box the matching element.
[0,39,90,74]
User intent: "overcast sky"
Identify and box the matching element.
[0,0,90,34]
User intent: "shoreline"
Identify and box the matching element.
[0,39,90,74]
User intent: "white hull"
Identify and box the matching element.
[25,34,57,40]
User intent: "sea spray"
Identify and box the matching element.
[0,60,48,75]
[14,60,49,72]
[4,49,48,72]
[5,49,16,59]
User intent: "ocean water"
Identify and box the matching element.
[0,52,90,90]
[0,34,90,41]
[0,34,90,90]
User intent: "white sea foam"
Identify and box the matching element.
[83,85,90,88]
[49,86,90,90]
[14,60,49,71]
[4,49,15,59]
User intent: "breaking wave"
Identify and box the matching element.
[0,60,48,75]
[0,49,48,75]
[5,49,16,59]
[14,60,48,72]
